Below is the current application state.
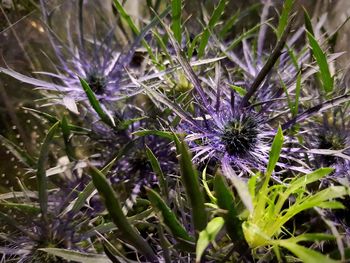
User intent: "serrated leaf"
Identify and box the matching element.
[39,248,112,263]
[195,217,224,263]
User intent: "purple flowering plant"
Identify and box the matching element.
[0,0,350,262]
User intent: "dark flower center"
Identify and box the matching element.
[222,115,259,157]
[318,130,346,166]
[86,72,108,95]
[319,132,346,151]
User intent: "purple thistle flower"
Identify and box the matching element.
[0,0,152,115]
[305,111,350,184]
[0,186,95,263]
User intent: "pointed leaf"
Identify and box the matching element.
[214,173,244,241]
[39,248,112,263]
[195,217,224,263]
[147,188,194,242]
[37,121,60,221]
[307,31,333,93]
[174,134,208,233]
[90,166,158,262]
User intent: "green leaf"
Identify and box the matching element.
[39,248,112,263]
[174,134,208,234]
[90,166,158,262]
[79,77,115,127]
[291,233,336,243]
[225,22,263,51]
[112,0,171,62]
[277,0,294,39]
[70,154,122,215]
[195,217,224,263]
[202,166,217,203]
[37,121,60,221]
[274,167,333,213]
[306,31,334,93]
[198,0,228,57]
[219,10,239,38]
[214,173,245,241]
[303,7,314,36]
[276,240,338,263]
[145,146,168,201]
[0,134,36,168]
[171,0,182,43]
[133,130,177,140]
[229,84,247,97]
[266,126,284,177]
[147,188,194,242]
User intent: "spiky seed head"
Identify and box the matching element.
[85,69,108,95]
[221,114,259,157]
[318,129,347,166]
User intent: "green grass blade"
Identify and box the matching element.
[133,130,176,140]
[171,0,182,43]
[173,134,208,234]
[303,7,314,36]
[71,147,131,214]
[255,126,283,220]
[266,126,284,177]
[306,31,334,93]
[79,77,115,127]
[145,145,169,201]
[37,121,60,222]
[113,0,170,62]
[198,0,228,57]
[90,166,158,262]
[39,248,112,263]
[277,0,294,39]
[147,188,194,242]
[276,240,337,263]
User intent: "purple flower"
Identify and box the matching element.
[0,0,150,115]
